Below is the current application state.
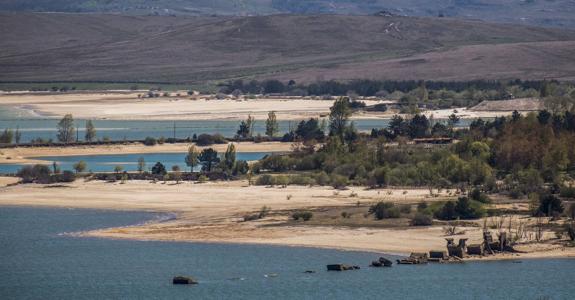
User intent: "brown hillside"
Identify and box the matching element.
[1,13,575,84]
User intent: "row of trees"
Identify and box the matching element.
[219,79,551,97]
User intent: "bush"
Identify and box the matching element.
[275,175,290,187]
[289,175,315,186]
[143,137,157,146]
[470,188,491,203]
[434,201,457,220]
[399,204,412,214]
[196,134,227,146]
[292,211,313,221]
[17,164,52,183]
[560,186,575,198]
[417,201,428,212]
[256,174,275,186]
[369,202,401,220]
[537,193,564,217]
[55,170,76,183]
[434,197,485,220]
[314,171,330,186]
[330,174,348,189]
[411,213,433,226]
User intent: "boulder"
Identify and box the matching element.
[172,276,198,285]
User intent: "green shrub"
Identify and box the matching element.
[314,171,330,186]
[417,201,428,212]
[560,186,575,198]
[143,137,157,146]
[435,197,485,220]
[369,202,400,220]
[289,175,315,186]
[537,193,564,217]
[330,174,348,189]
[434,201,457,220]
[292,211,313,221]
[411,213,433,226]
[470,188,491,203]
[275,175,290,187]
[399,204,412,214]
[256,174,275,186]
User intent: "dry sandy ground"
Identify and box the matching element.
[0,92,379,121]
[1,180,573,259]
[0,142,292,165]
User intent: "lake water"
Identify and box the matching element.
[1,206,574,299]
[0,152,271,174]
[0,105,475,143]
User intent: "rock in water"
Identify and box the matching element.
[172,276,198,285]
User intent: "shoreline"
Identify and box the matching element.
[1,180,573,261]
[0,141,292,165]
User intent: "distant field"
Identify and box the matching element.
[1,13,575,86]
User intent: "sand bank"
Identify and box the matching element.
[0,92,524,121]
[1,180,572,259]
[0,92,377,121]
[0,142,292,165]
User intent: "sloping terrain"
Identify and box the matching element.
[470,98,544,112]
[1,0,574,29]
[1,13,575,84]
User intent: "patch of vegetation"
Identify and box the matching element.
[292,211,313,221]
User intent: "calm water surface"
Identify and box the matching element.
[0,152,271,174]
[0,206,574,299]
[0,105,475,143]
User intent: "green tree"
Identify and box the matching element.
[85,120,96,142]
[185,145,200,172]
[114,165,124,174]
[73,161,87,174]
[137,157,146,173]
[265,111,279,137]
[14,126,21,144]
[329,97,352,140]
[151,162,167,176]
[223,143,236,173]
[199,148,220,172]
[0,129,13,144]
[237,115,255,139]
[57,114,75,143]
[448,113,460,130]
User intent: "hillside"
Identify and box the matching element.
[1,13,575,84]
[0,0,574,29]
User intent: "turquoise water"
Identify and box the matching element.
[1,206,574,299]
[0,152,271,174]
[0,105,475,143]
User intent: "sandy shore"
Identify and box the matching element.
[0,92,379,121]
[0,92,522,121]
[0,142,292,165]
[1,180,572,259]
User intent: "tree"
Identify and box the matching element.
[538,193,564,216]
[73,161,87,174]
[85,120,96,142]
[408,114,430,138]
[265,111,279,138]
[171,165,182,183]
[114,165,124,174]
[14,126,21,144]
[0,129,13,144]
[151,162,167,176]
[57,114,75,143]
[223,143,236,173]
[329,97,352,139]
[185,145,200,172]
[237,115,255,139]
[537,110,551,125]
[388,115,405,137]
[137,157,146,173]
[448,113,460,129]
[295,118,324,141]
[199,148,220,172]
